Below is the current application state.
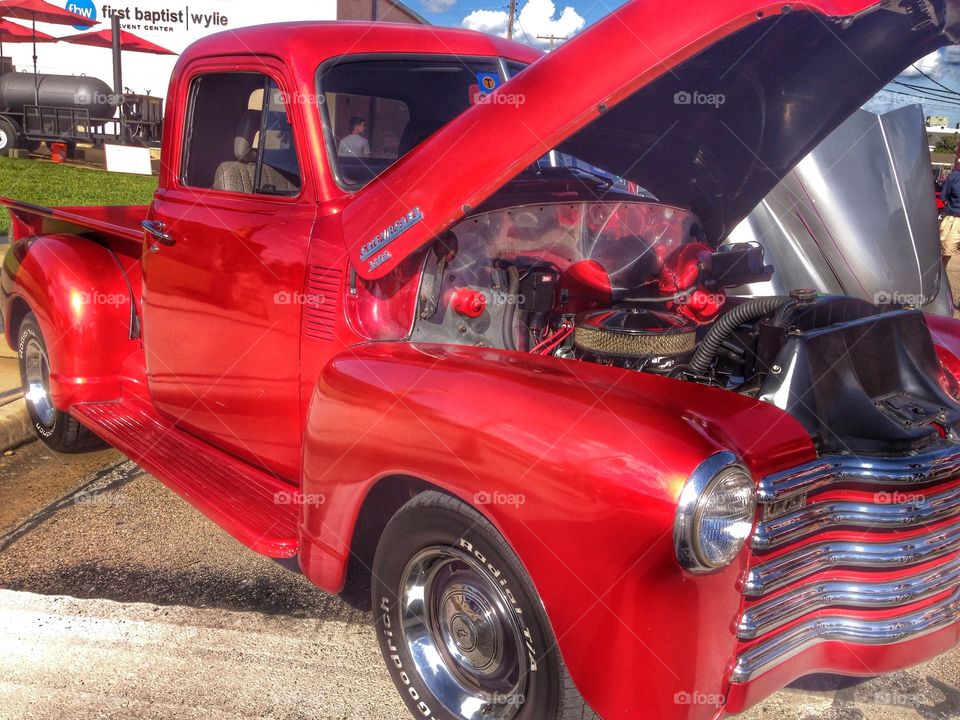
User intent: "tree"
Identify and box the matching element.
[935,135,958,154]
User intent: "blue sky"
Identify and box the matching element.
[416,0,960,125]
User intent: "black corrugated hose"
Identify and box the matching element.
[688,296,790,375]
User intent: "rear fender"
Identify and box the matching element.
[299,342,815,720]
[1,234,141,408]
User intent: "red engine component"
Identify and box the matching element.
[659,243,725,323]
[558,259,613,314]
[451,288,487,317]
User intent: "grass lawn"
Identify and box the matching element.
[0,156,157,235]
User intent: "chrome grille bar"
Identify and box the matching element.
[738,556,960,639]
[744,521,960,597]
[731,587,960,683]
[757,445,960,504]
[753,483,960,550]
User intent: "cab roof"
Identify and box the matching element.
[177,21,543,67]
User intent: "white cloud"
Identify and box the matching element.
[901,50,941,77]
[421,0,456,13]
[462,8,510,35]
[462,0,585,50]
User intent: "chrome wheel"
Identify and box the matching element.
[0,128,8,151]
[401,546,528,720]
[23,336,56,428]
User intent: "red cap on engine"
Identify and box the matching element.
[452,289,487,318]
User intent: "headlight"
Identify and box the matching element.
[674,451,757,574]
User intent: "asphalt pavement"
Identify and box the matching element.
[0,442,957,720]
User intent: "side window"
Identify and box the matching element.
[182,72,301,196]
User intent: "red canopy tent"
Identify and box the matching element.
[0,17,54,63]
[0,0,97,102]
[58,28,176,56]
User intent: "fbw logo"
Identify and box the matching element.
[66,0,97,30]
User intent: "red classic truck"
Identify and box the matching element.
[4,1,960,719]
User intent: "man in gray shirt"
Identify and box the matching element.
[338,116,371,157]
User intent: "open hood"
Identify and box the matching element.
[345,0,960,280]
[727,104,953,314]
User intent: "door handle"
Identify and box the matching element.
[142,220,175,247]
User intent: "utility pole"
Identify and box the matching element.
[507,0,516,40]
[537,34,567,50]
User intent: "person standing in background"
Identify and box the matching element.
[338,116,371,157]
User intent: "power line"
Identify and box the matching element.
[893,80,960,102]
[910,63,960,97]
[886,83,960,108]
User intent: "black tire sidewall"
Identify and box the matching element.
[17,315,63,443]
[372,497,560,720]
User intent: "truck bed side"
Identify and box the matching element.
[1,197,146,257]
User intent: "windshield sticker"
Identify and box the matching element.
[359,207,424,262]
[476,72,500,94]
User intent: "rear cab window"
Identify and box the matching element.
[182,72,302,196]
[317,56,512,190]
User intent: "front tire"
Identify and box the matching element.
[18,312,104,453]
[372,491,597,720]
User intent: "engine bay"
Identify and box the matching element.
[409,199,960,453]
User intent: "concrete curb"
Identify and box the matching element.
[0,399,35,452]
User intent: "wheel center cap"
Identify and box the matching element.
[450,614,478,652]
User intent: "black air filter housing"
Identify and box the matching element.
[759,302,960,454]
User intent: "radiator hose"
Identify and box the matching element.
[502,265,521,351]
[688,296,790,375]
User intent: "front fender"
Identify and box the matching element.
[1,234,140,408]
[300,342,815,720]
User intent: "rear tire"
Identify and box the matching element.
[372,491,598,720]
[18,312,105,453]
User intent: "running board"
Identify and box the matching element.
[70,399,299,558]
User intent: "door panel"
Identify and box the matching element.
[143,69,315,480]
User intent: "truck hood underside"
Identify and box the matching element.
[344,0,960,280]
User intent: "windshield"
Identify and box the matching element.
[318,56,506,190]
[447,200,704,293]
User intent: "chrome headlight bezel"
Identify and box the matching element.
[674,451,757,574]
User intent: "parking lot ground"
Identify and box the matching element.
[0,441,957,720]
